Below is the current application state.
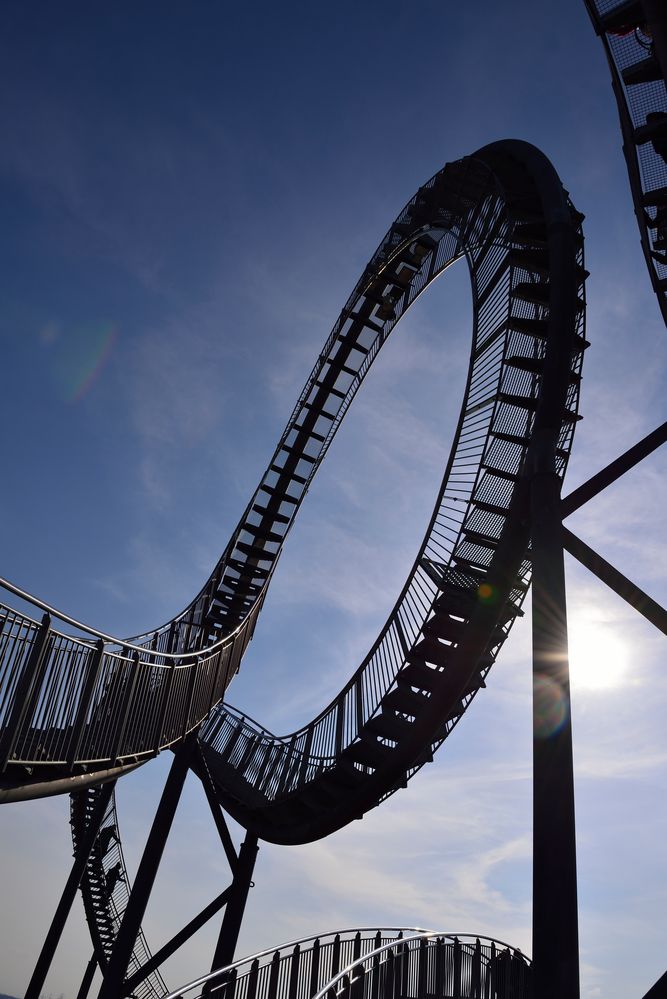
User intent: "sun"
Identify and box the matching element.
[567,613,629,691]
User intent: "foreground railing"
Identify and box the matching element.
[165,928,531,999]
[0,575,261,778]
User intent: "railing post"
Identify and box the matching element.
[472,938,482,999]
[371,952,381,999]
[434,938,444,999]
[246,959,260,999]
[332,934,341,978]
[297,726,314,785]
[334,700,344,756]
[287,943,301,999]
[309,938,321,997]
[0,612,51,770]
[67,639,105,770]
[180,657,199,741]
[400,939,409,999]
[453,937,461,999]
[109,650,141,766]
[488,941,496,999]
[355,680,364,733]
[266,951,281,999]
[153,659,178,752]
[417,937,427,999]
[384,949,395,999]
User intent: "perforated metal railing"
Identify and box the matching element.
[0,578,261,776]
[164,928,531,999]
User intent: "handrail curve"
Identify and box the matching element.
[164,928,530,999]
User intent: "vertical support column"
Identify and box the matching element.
[530,455,579,999]
[76,954,98,999]
[205,831,259,995]
[24,781,115,999]
[97,733,197,999]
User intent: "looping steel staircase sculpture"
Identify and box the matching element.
[0,140,586,814]
[1,137,586,997]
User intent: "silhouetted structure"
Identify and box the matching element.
[1,3,667,998]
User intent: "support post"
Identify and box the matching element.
[530,455,579,999]
[204,831,259,996]
[76,954,98,999]
[24,781,115,999]
[97,733,197,999]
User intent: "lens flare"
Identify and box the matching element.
[533,673,569,738]
[40,322,118,402]
[478,582,497,604]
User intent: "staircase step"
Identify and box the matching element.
[513,280,550,306]
[642,186,667,208]
[634,114,667,149]
[397,661,444,693]
[383,686,430,718]
[409,636,452,667]
[506,355,581,383]
[252,504,291,524]
[346,736,394,769]
[235,542,278,561]
[481,462,521,482]
[423,614,466,644]
[598,0,643,34]
[513,222,548,246]
[366,711,415,743]
[258,484,299,504]
[242,523,284,544]
[509,247,549,275]
[341,309,385,334]
[622,54,662,86]
[326,757,368,788]
[462,672,487,698]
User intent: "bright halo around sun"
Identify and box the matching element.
[567,611,629,691]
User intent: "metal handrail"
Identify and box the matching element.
[164,927,530,999]
[0,573,253,660]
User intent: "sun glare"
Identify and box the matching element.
[567,614,629,691]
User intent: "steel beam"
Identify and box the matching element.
[563,527,667,636]
[531,463,579,999]
[76,955,98,999]
[561,421,667,517]
[642,967,667,999]
[124,885,233,994]
[204,832,259,996]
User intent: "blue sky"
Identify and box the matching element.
[1,2,666,997]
